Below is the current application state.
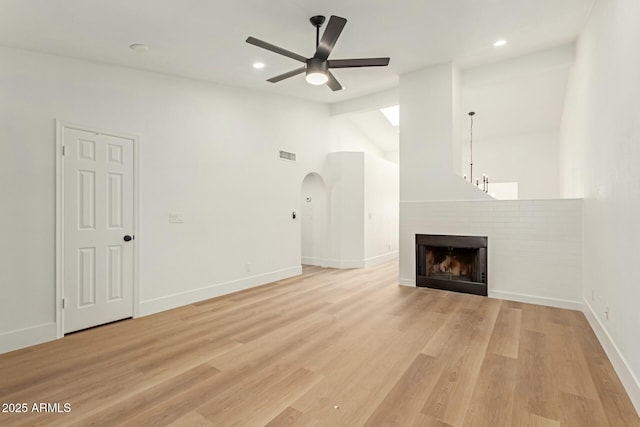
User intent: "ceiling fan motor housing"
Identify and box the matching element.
[306,57,328,74]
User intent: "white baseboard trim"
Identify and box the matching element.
[583,298,640,416]
[139,266,302,317]
[301,256,327,267]
[399,277,416,287]
[302,257,362,269]
[488,290,582,310]
[311,252,399,270]
[0,322,58,355]
[323,258,365,269]
[364,251,398,267]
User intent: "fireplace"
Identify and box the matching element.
[416,234,487,296]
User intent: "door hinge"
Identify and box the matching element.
[62,298,66,309]
[61,145,66,156]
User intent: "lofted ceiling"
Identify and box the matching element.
[0,0,593,104]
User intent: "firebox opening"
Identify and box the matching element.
[416,234,488,296]
[426,246,477,282]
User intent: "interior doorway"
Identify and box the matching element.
[56,121,139,335]
[301,173,328,266]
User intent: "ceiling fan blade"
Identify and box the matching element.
[314,15,347,61]
[326,71,343,91]
[328,58,390,68]
[246,36,307,63]
[267,67,306,83]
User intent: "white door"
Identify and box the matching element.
[63,127,135,333]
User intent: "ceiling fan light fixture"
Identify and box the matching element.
[305,58,329,85]
[306,71,328,85]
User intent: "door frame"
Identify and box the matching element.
[55,120,141,338]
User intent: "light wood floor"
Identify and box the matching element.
[1,261,638,426]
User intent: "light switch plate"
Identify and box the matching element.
[169,212,185,223]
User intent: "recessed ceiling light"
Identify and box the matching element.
[253,62,265,69]
[129,43,149,52]
[493,39,507,47]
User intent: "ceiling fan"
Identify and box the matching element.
[246,15,390,91]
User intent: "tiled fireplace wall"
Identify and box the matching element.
[399,199,583,309]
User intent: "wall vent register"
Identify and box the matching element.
[279,150,296,162]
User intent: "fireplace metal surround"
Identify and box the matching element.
[416,234,488,296]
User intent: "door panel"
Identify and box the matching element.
[63,128,134,333]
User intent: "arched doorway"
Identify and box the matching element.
[301,173,328,266]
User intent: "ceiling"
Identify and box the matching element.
[0,0,594,104]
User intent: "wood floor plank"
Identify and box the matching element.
[513,329,562,422]
[413,413,457,427]
[166,411,215,427]
[265,407,304,427]
[558,391,610,427]
[520,302,550,333]
[0,260,637,426]
[462,353,518,427]
[198,367,320,426]
[67,364,220,427]
[420,298,501,426]
[486,305,522,359]
[511,410,561,427]
[363,353,444,426]
[545,321,600,400]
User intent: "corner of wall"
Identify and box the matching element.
[583,298,640,415]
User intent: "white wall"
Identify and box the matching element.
[326,152,365,268]
[364,154,399,264]
[328,115,385,158]
[321,152,399,269]
[452,64,463,176]
[559,0,640,411]
[0,46,382,353]
[462,131,560,199]
[399,62,493,202]
[460,46,573,199]
[400,199,583,309]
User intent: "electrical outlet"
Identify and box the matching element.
[169,212,184,223]
[245,263,251,273]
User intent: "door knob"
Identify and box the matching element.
[123,235,134,242]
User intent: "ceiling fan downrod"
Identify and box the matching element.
[309,15,326,49]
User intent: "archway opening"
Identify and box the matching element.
[301,173,328,266]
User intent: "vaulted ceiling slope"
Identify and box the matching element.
[0,0,593,103]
